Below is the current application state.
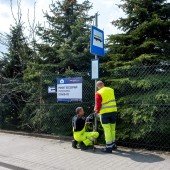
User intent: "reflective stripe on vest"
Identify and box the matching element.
[97,87,117,114]
[100,105,117,110]
[102,99,116,106]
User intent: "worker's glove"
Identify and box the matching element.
[95,113,100,120]
[86,113,95,123]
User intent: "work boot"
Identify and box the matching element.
[72,140,78,149]
[112,143,117,150]
[101,147,112,153]
[79,142,89,150]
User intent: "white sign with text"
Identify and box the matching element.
[57,77,82,102]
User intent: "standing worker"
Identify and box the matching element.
[95,81,117,153]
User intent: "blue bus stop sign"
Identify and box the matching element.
[90,26,104,57]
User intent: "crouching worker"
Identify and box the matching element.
[72,107,99,150]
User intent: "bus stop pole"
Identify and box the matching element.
[94,13,98,141]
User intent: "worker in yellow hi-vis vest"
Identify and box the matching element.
[94,81,117,153]
[72,107,99,150]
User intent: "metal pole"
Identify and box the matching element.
[95,13,98,94]
[94,13,98,136]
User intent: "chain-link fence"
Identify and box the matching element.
[0,64,170,151]
[39,71,95,136]
[0,76,40,131]
[107,63,170,151]
[0,71,95,134]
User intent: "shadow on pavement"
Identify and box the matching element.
[113,149,165,163]
[80,147,166,163]
[0,161,28,170]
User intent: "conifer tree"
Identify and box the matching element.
[36,0,94,72]
[104,0,170,68]
[102,0,170,148]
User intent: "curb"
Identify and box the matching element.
[0,129,73,141]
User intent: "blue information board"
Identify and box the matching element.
[90,26,104,57]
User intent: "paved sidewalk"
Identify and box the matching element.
[0,132,170,170]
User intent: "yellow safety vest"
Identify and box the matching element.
[97,87,117,114]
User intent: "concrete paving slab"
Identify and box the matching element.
[0,132,169,170]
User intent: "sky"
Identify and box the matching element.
[1,0,170,55]
[0,0,123,35]
[0,0,125,54]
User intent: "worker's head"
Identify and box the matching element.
[96,81,104,90]
[76,107,84,116]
